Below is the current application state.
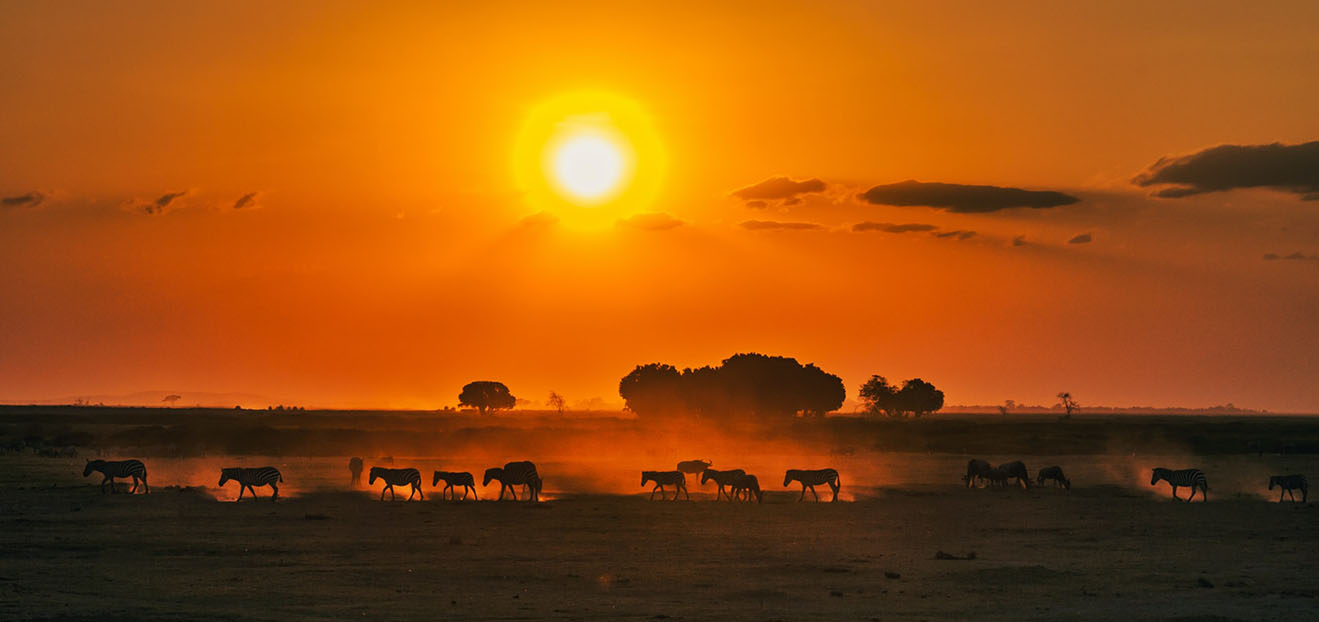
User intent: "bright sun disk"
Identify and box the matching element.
[552,134,624,201]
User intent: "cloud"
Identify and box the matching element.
[731,177,827,202]
[1068,233,1093,244]
[744,200,768,209]
[852,221,938,234]
[619,212,684,231]
[740,220,823,231]
[126,190,190,215]
[933,230,977,240]
[1012,235,1028,247]
[232,192,262,210]
[858,180,1079,213]
[517,211,559,228]
[1263,252,1319,262]
[2,191,45,209]
[1134,141,1319,199]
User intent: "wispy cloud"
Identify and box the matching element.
[1068,233,1093,244]
[858,180,1078,213]
[732,176,827,207]
[126,190,190,215]
[852,221,937,234]
[933,230,976,240]
[619,212,685,231]
[232,192,262,210]
[1,191,45,209]
[740,220,823,231]
[1263,251,1319,262]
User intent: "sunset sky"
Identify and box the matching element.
[2,1,1318,411]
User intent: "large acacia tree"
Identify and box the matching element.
[458,381,516,414]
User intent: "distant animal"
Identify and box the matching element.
[676,459,712,475]
[963,459,993,488]
[997,461,1031,489]
[641,470,689,501]
[218,466,282,502]
[700,468,746,501]
[83,459,149,494]
[349,457,363,486]
[1037,466,1071,490]
[730,473,763,503]
[783,468,841,502]
[985,466,1009,488]
[483,461,541,501]
[431,470,478,501]
[1268,474,1308,503]
[369,467,424,501]
[1150,467,1208,502]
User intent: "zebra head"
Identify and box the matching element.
[82,460,99,477]
[1150,468,1170,486]
[218,467,238,487]
[368,466,386,486]
[483,467,503,487]
[700,469,716,485]
[640,471,651,487]
[432,471,443,487]
[783,470,799,487]
[1268,476,1279,490]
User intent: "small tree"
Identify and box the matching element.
[898,378,944,418]
[547,391,566,415]
[859,376,903,418]
[162,394,181,407]
[459,381,516,414]
[1056,392,1079,418]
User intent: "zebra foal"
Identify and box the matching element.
[783,468,840,502]
[83,459,149,494]
[432,470,478,501]
[218,466,282,502]
[1269,474,1307,503]
[1150,467,1208,502]
[641,470,688,501]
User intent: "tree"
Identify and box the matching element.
[458,381,516,414]
[1056,392,1079,417]
[619,354,845,419]
[547,391,566,415]
[619,363,683,416]
[859,376,903,418]
[898,378,944,418]
[162,394,181,407]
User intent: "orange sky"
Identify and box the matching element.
[2,2,1318,411]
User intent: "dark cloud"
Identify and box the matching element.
[744,200,768,209]
[232,192,262,210]
[1068,233,1093,244]
[740,220,823,231]
[1134,141,1319,199]
[619,212,684,231]
[2,191,45,209]
[1263,251,1319,262]
[852,221,938,234]
[731,177,827,202]
[858,180,1079,213]
[933,230,977,240]
[128,190,190,215]
[1012,235,1028,247]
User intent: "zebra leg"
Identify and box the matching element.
[380,485,387,501]
[129,477,138,494]
[142,474,149,494]
[416,484,423,500]
[1170,485,1179,501]
[810,485,819,502]
[271,484,279,502]
[101,475,111,493]
[1186,486,1197,502]
[681,483,690,500]
[649,485,659,500]
[798,485,805,502]
[831,481,840,502]
[509,484,518,501]
[236,485,245,501]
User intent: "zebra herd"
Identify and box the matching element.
[640,464,841,503]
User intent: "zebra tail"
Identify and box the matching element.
[279,473,284,482]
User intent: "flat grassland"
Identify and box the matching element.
[1,407,1317,621]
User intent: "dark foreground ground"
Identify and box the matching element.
[3,453,1317,621]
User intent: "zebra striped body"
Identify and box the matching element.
[700,468,746,501]
[730,473,763,504]
[349,457,363,485]
[432,470,477,501]
[1151,467,1208,502]
[676,459,712,475]
[1269,474,1307,503]
[783,468,841,502]
[641,470,689,501]
[997,461,1031,489]
[83,459,149,494]
[1037,466,1071,490]
[483,461,541,502]
[964,459,992,488]
[369,467,424,501]
[218,466,282,502]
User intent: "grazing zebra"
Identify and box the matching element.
[483,461,542,502]
[700,468,746,501]
[997,461,1031,489]
[1150,467,1208,502]
[783,468,841,502]
[83,459,149,494]
[986,466,1009,488]
[431,470,478,501]
[963,459,992,488]
[641,470,689,501]
[218,466,282,502]
[1268,474,1308,503]
[1037,466,1071,490]
[676,459,712,475]
[730,473,763,504]
[369,467,424,501]
[349,457,363,486]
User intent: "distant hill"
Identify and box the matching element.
[1,390,286,410]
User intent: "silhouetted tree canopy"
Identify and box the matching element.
[458,381,516,414]
[860,375,944,418]
[618,353,844,419]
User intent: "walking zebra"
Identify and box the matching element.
[1268,474,1307,503]
[83,459,149,494]
[997,461,1031,489]
[483,461,542,502]
[676,459,712,475]
[783,468,841,502]
[963,459,992,488]
[369,467,424,501]
[700,468,746,501]
[1150,467,1208,502]
[432,470,478,501]
[218,466,282,502]
[1037,466,1071,490]
[349,457,363,486]
[730,473,763,504]
[641,470,689,501]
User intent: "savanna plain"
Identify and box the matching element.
[2,407,1317,621]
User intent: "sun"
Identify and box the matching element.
[513,91,666,227]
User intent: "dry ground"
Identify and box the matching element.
[2,454,1317,621]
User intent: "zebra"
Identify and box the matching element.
[83,459,149,494]
[730,473,763,503]
[783,468,841,502]
[483,461,542,502]
[963,459,992,488]
[997,461,1031,489]
[431,471,478,501]
[1037,466,1071,490]
[986,466,1009,488]
[1150,467,1208,502]
[1268,474,1308,503]
[369,467,424,501]
[700,468,746,501]
[218,466,282,502]
[676,459,712,475]
[349,457,363,486]
[641,470,689,501]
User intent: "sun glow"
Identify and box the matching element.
[551,133,626,202]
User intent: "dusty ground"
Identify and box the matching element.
[2,453,1317,621]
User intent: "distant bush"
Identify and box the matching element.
[619,352,845,419]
